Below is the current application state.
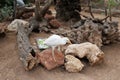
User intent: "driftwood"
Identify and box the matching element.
[17,22,37,70]
[15,6,35,19]
[30,0,53,33]
[17,0,53,70]
[52,19,119,48]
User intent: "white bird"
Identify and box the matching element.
[44,34,71,61]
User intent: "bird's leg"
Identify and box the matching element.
[52,46,56,62]
[58,45,61,52]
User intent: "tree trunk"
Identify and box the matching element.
[56,0,81,21]
[35,0,54,21]
[17,21,37,71]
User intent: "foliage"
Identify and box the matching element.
[0,5,13,21]
[108,0,118,7]
[0,0,30,21]
[0,0,13,8]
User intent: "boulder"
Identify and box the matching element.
[7,19,29,31]
[37,49,64,70]
[65,55,84,73]
[65,42,104,65]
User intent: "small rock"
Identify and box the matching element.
[65,55,84,73]
[49,19,61,28]
[7,19,29,31]
[22,12,33,19]
[44,14,55,21]
[65,42,104,65]
[37,49,64,70]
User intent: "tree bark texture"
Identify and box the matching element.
[17,22,37,71]
[56,0,81,21]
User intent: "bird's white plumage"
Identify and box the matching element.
[44,35,66,46]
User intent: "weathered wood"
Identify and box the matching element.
[52,19,119,48]
[88,0,94,18]
[56,0,81,21]
[35,0,54,21]
[17,22,37,70]
[15,6,35,19]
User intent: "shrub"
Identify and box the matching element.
[0,5,13,21]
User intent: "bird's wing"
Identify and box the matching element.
[44,35,62,46]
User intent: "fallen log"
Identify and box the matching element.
[16,0,54,70]
[15,6,35,19]
[52,19,119,48]
[17,21,37,70]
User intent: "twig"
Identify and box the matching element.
[104,0,108,22]
[109,5,112,21]
[88,0,94,19]
[75,10,90,19]
[101,15,109,21]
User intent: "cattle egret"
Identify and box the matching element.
[44,34,71,61]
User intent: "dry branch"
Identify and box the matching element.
[35,0,54,21]
[17,21,37,70]
[88,0,94,18]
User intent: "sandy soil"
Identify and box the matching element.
[0,13,120,80]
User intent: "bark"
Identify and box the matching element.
[35,0,54,21]
[14,6,35,19]
[16,0,54,70]
[17,22,37,70]
[56,0,81,21]
[52,19,119,48]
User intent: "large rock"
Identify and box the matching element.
[65,42,104,65]
[37,49,64,70]
[7,19,29,31]
[65,55,84,73]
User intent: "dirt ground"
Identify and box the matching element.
[0,13,120,80]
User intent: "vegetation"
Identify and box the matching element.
[0,0,120,22]
[0,0,13,21]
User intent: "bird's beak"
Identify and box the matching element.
[67,40,72,44]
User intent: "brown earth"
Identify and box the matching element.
[0,13,120,80]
